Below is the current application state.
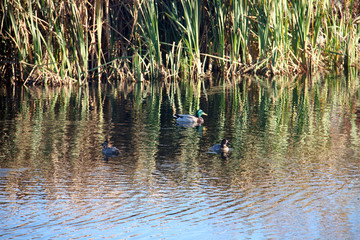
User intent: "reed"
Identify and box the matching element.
[207,0,226,69]
[164,41,183,80]
[231,0,250,65]
[270,0,291,73]
[165,0,202,76]
[1,0,359,85]
[3,0,94,84]
[138,0,162,78]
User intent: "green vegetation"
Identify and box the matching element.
[1,0,359,85]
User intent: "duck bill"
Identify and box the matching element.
[202,112,208,116]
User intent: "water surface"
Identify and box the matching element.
[1,74,360,239]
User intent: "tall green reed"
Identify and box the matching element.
[165,41,183,79]
[181,0,201,75]
[231,0,250,65]
[138,0,162,78]
[270,0,290,73]
[165,0,202,75]
[4,0,93,84]
[208,0,226,68]
[95,0,103,73]
[322,0,360,69]
[340,0,360,70]
[290,0,314,70]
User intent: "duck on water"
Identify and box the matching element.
[174,109,207,126]
[101,140,120,158]
[210,139,232,153]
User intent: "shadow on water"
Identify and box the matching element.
[0,70,360,239]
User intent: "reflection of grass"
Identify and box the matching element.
[206,71,359,162]
[0,71,359,191]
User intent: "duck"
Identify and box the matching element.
[101,140,120,157]
[174,109,208,125]
[210,139,231,153]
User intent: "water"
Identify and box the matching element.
[1,74,360,239]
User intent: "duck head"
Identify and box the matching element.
[101,140,109,148]
[221,139,231,148]
[195,109,207,118]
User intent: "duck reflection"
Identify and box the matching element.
[176,121,202,128]
[220,152,229,160]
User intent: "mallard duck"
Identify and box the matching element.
[210,139,231,153]
[174,109,207,124]
[101,140,120,157]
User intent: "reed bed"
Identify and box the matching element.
[1,0,359,85]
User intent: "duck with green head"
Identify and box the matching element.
[174,109,208,125]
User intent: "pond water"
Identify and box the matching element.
[0,73,360,239]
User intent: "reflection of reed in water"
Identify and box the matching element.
[1,72,360,199]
